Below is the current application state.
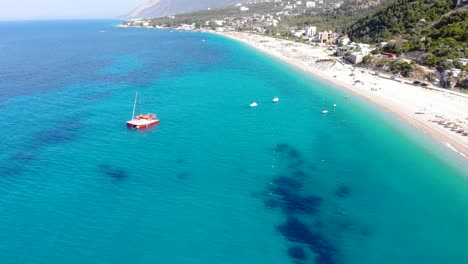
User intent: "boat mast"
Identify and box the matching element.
[136,92,141,116]
[131,91,138,120]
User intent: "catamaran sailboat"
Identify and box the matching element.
[126,92,160,129]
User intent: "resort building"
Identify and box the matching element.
[348,54,364,64]
[293,29,306,38]
[213,20,225,26]
[338,35,350,45]
[318,31,335,43]
[458,58,468,65]
[337,46,354,56]
[179,24,195,30]
[305,26,317,37]
[339,43,376,64]
[443,68,461,78]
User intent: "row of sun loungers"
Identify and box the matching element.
[430,117,468,136]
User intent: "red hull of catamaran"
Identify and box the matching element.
[126,119,160,129]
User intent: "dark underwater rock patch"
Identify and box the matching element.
[337,218,354,233]
[0,166,22,177]
[288,246,307,261]
[291,170,308,178]
[4,121,86,175]
[267,143,349,264]
[274,143,309,175]
[272,176,303,191]
[283,194,322,215]
[237,167,246,173]
[335,185,351,198]
[33,121,84,146]
[360,227,373,237]
[81,92,112,101]
[275,143,290,153]
[268,175,321,215]
[35,128,74,145]
[277,217,311,245]
[99,164,128,180]
[277,217,337,264]
[264,198,280,209]
[177,172,190,179]
[288,148,301,159]
[11,152,37,162]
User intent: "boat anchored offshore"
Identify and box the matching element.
[126,92,160,129]
[250,102,258,107]
[273,97,279,103]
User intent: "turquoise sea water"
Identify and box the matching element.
[0,20,467,264]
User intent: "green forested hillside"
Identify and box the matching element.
[281,4,387,33]
[347,0,467,66]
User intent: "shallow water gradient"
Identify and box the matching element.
[0,20,467,264]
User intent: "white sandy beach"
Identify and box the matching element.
[218,31,468,160]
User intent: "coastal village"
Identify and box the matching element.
[120,0,467,87]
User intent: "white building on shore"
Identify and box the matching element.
[305,26,316,37]
[338,42,375,64]
[292,29,306,37]
[458,58,468,65]
[338,35,350,45]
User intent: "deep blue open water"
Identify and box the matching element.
[0,20,467,264]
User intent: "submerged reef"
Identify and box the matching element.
[177,172,190,179]
[266,143,361,264]
[277,217,338,264]
[335,185,351,198]
[288,246,307,261]
[2,121,86,178]
[269,175,322,215]
[33,121,84,146]
[99,164,128,180]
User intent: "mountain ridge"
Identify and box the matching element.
[127,0,250,18]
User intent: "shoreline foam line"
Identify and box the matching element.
[445,142,468,159]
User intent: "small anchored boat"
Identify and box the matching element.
[322,110,329,114]
[250,102,258,107]
[126,92,160,129]
[273,97,279,103]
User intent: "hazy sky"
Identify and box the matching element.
[0,0,146,20]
